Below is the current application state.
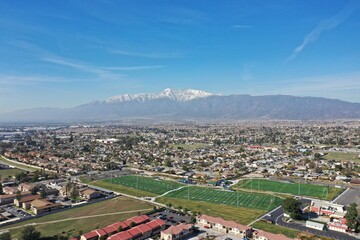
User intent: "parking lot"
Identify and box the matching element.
[4,205,31,219]
[149,209,191,226]
[332,187,360,206]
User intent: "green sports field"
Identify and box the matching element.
[104,175,183,195]
[164,186,282,211]
[234,179,342,200]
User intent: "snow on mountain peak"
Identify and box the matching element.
[106,88,215,103]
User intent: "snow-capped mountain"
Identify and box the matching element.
[1,90,360,122]
[106,88,215,103]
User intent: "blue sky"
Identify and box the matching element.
[0,0,360,113]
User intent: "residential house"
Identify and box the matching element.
[80,231,99,240]
[14,194,41,209]
[18,183,34,192]
[197,215,252,238]
[80,189,101,200]
[161,223,193,240]
[30,198,62,215]
[3,186,18,195]
[0,192,32,205]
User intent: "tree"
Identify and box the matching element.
[282,198,302,220]
[129,221,136,228]
[32,170,40,182]
[345,203,359,232]
[0,182,3,195]
[0,232,11,240]
[40,189,47,198]
[70,185,79,201]
[117,225,123,232]
[65,181,73,196]
[55,235,69,240]
[16,190,22,201]
[31,186,39,195]
[164,160,172,167]
[190,216,196,224]
[20,225,41,240]
[314,153,322,160]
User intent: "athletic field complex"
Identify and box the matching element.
[164,186,281,210]
[104,175,183,195]
[234,179,342,200]
[103,176,282,211]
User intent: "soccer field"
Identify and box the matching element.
[164,186,282,211]
[104,175,183,195]
[235,179,339,199]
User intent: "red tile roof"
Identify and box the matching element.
[95,228,107,236]
[103,225,117,234]
[82,230,98,240]
[162,223,192,235]
[108,231,132,240]
[137,223,152,233]
[128,227,142,237]
[147,219,165,229]
[129,215,149,224]
[111,221,129,230]
[124,219,134,226]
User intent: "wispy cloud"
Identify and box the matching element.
[112,50,183,59]
[286,2,359,63]
[104,66,165,71]
[258,72,360,103]
[231,25,253,29]
[0,74,70,86]
[42,57,164,80]
[42,57,124,81]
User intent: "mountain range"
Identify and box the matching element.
[1,89,360,122]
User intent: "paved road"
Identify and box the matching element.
[262,207,360,240]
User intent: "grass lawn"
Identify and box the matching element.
[0,168,24,178]
[0,156,39,172]
[252,220,299,238]
[234,179,342,200]
[164,186,282,211]
[88,179,158,197]
[103,175,184,196]
[157,196,265,225]
[323,151,360,162]
[0,196,153,238]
